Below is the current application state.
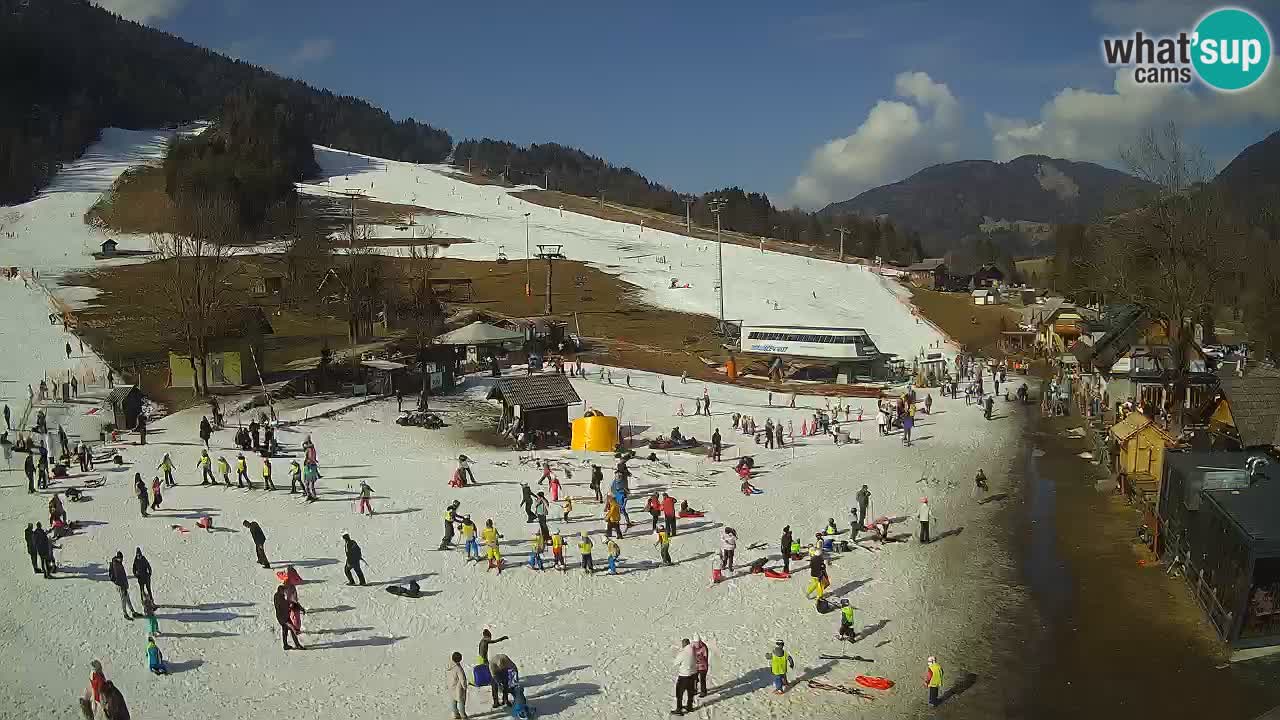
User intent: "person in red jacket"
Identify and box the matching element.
[87,660,106,716]
[661,493,677,537]
[646,494,662,533]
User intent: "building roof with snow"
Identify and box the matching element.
[487,374,581,410]
[434,321,524,346]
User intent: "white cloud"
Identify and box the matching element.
[787,72,965,210]
[987,64,1280,165]
[93,0,186,23]
[287,37,335,68]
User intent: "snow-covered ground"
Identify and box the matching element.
[301,147,949,360]
[0,130,1026,719]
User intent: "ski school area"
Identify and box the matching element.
[0,128,1022,720]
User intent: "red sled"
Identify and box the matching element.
[762,569,790,580]
[677,511,704,518]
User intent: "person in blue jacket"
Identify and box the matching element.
[146,636,168,675]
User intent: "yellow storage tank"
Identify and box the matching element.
[572,415,620,452]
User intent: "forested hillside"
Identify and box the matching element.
[0,0,451,204]
[455,139,925,264]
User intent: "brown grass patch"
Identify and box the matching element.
[907,286,1022,355]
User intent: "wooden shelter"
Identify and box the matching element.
[486,374,581,440]
[103,385,144,431]
[1111,411,1179,508]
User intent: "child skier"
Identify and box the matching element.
[549,474,561,502]
[461,516,480,561]
[146,636,168,675]
[262,457,274,490]
[838,599,856,642]
[606,537,621,574]
[579,532,595,574]
[289,460,302,494]
[529,531,546,570]
[157,453,174,486]
[150,476,162,510]
[550,529,566,570]
[357,480,375,516]
[143,598,160,636]
[766,640,794,694]
[236,453,250,488]
[482,520,503,574]
[656,529,673,566]
[197,450,214,485]
[217,456,231,487]
[561,495,573,522]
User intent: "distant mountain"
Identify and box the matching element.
[819,155,1155,255]
[1215,129,1280,217]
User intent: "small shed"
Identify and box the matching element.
[360,358,408,396]
[972,288,1000,305]
[100,239,119,256]
[104,385,144,430]
[486,374,581,440]
[1111,411,1179,508]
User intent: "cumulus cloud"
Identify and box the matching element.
[287,37,336,68]
[787,71,964,210]
[987,64,1280,164]
[93,0,186,23]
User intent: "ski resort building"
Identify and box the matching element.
[738,324,890,383]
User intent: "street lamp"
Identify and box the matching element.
[709,197,727,334]
[524,213,532,297]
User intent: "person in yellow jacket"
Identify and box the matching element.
[261,457,275,490]
[460,516,479,561]
[561,496,574,522]
[550,530,566,570]
[216,456,231,487]
[603,497,622,539]
[766,640,795,694]
[235,453,250,488]
[656,530,673,566]
[288,460,302,494]
[578,532,595,574]
[196,450,215,485]
[481,520,502,574]
[529,531,546,571]
[924,656,943,707]
[157,453,175,487]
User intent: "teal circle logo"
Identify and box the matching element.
[1192,8,1272,91]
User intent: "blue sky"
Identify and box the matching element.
[104,0,1279,208]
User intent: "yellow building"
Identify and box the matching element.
[1111,412,1178,506]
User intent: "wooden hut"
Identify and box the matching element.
[1111,411,1179,508]
[486,374,581,441]
[103,385,144,430]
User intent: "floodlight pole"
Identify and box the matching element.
[524,212,532,297]
[834,226,848,262]
[709,198,727,335]
[683,195,695,235]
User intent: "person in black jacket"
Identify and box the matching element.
[242,520,269,568]
[519,484,535,523]
[342,534,366,586]
[274,583,305,650]
[198,416,212,448]
[32,523,53,578]
[101,680,130,720]
[136,413,146,446]
[589,464,604,502]
[24,453,35,494]
[108,552,136,620]
[132,548,153,605]
[133,474,148,517]
[24,522,39,574]
[780,526,794,574]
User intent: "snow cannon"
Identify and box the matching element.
[571,415,619,452]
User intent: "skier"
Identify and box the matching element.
[87,660,107,717]
[243,520,270,568]
[561,495,573,522]
[146,636,168,675]
[446,651,468,720]
[440,500,461,549]
[589,464,604,502]
[604,496,622,539]
[984,394,995,421]
[805,549,828,600]
[780,526,794,574]
[136,412,146,445]
[838,599,857,642]
[550,529,566,570]
[520,483,535,522]
[150,476,162,511]
[274,583,305,650]
[342,533,366,585]
[548,473,561,502]
[217,456,231,487]
[198,416,212,448]
[288,460,302,493]
[855,485,871,528]
[303,461,319,501]
[197,450,214,485]
[606,537,621,574]
[457,454,476,485]
[133,474,148,517]
[32,522,53,577]
[481,519,503,573]
[902,412,914,446]
[691,635,711,697]
[711,429,721,461]
[578,532,595,574]
[132,548,153,606]
[925,656,944,707]
[24,453,35,494]
[24,523,39,574]
[973,468,989,498]
[720,527,738,572]
[100,680,129,720]
[157,453,174,487]
[235,453,250,488]
[261,457,274,490]
[534,493,550,541]
[108,551,137,620]
[661,492,677,536]
[645,493,662,533]
[703,390,711,415]
[356,480,374,516]
[656,529,673,565]
[249,420,260,451]
[529,530,546,570]
[766,640,795,694]
[461,516,480,561]
[917,497,932,543]
[65,341,72,359]
[673,638,696,715]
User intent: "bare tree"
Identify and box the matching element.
[403,225,444,409]
[338,223,384,343]
[1244,207,1280,358]
[149,192,242,396]
[1079,122,1246,422]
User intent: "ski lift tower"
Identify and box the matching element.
[708,197,730,336]
[535,244,565,315]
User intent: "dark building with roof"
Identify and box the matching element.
[103,385,144,430]
[1208,365,1280,451]
[1158,450,1280,655]
[905,258,948,289]
[486,374,582,439]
